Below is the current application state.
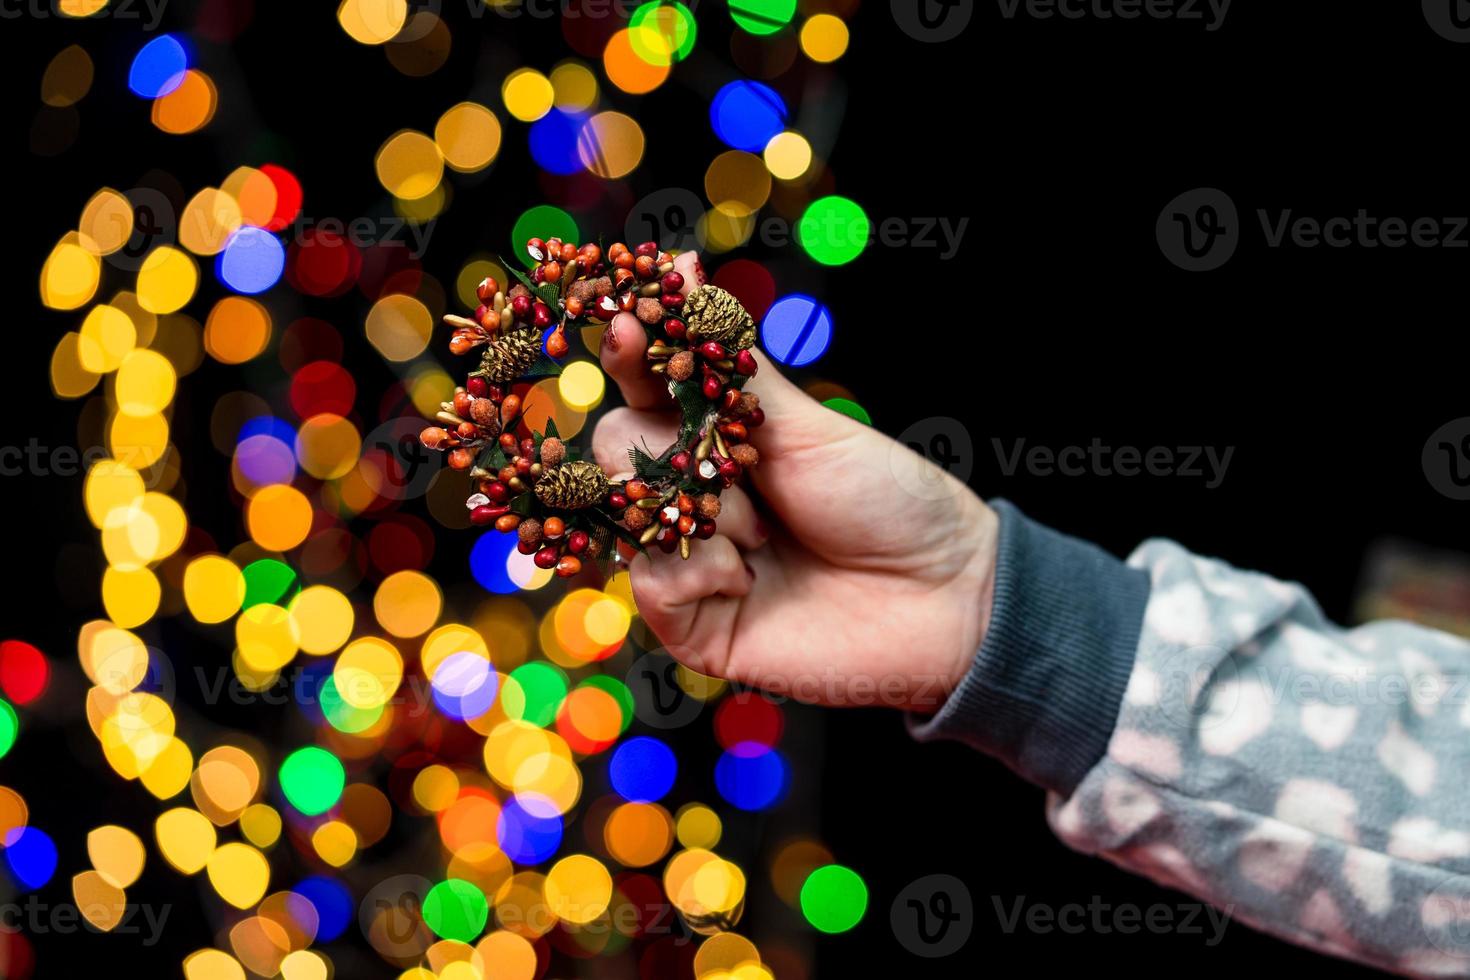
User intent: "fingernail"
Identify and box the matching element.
[603,324,621,352]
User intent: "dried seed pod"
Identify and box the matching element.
[729,444,759,468]
[540,437,566,469]
[622,505,651,531]
[681,285,756,350]
[533,460,611,510]
[635,298,665,325]
[518,518,544,547]
[667,350,695,382]
[696,493,721,519]
[469,398,500,433]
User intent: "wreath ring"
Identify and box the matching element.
[418,235,764,577]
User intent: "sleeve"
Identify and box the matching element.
[913,502,1470,976]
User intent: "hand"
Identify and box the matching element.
[593,252,998,712]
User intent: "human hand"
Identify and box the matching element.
[593,252,998,712]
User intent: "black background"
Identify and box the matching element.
[3,0,1464,976]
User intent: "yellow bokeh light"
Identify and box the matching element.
[156,808,217,874]
[183,555,246,624]
[676,803,722,850]
[312,821,358,867]
[180,188,244,256]
[240,803,283,848]
[365,293,433,362]
[800,14,850,62]
[502,68,554,122]
[114,348,177,416]
[376,130,444,201]
[207,842,271,909]
[338,0,407,44]
[544,854,612,925]
[579,111,645,180]
[412,764,459,812]
[183,949,247,980]
[108,411,171,469]
[295,414,361,480]
[72,870,127,933]
[436,102,503,173]
[137,246,198,314]
[84,459,145,527]
[41,235,101,310]
[78,304,136,373]
[141,736,194,799]
[603,30,670,96]
[153,70,219,135]
[289,586,355,655]
[205,296,272,364]
[550,61,599,110]
[763,131,813,181]
[334,636,403,709]
[280,950,329,980]
[101,566,161,629]
[374,570,443,637]
[236,603,300,672]
[88,824,146,888]
[79,189,133,255]
[51,332,102,399]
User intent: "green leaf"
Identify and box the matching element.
[510,493,534,516]
[535,283,563,310]
[673,379,713,448]
[543,418,559,440]
[523,353,564,378]
[476,443,509,473]
[501,259,537,291]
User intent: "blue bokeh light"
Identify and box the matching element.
[497,795,564,864]
[530,109,590,176]
[710,80,788,152]
[432,652,500,721]
[715,741,790,811]
[470,532,519,595]
[217,226,286,294]
[128,35,190,99]
[292,876,352,942]
[4,827,57,890]
[608,736,677,803]
[761,295,833,367]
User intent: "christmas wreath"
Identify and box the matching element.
[419,236,764,577]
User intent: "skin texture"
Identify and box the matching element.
[593,251,998,713]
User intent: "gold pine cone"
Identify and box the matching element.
[533,460,610,511]
[681,285,756,351]
[479,328,544,383]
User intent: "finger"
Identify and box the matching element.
[629,534,752,676]
[703,485,767,551]
[599,313,670,410]
[592,407,677,475]
[672,249,705,289]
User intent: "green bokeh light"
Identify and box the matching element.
[423,878,489,942]
[800,864,868,934]
[241,558,298,610]
[511,206,579,267]
[321,676,384,734]
[823,398,871,425]
[503,662,569,728]
[630,2,698,65]
[278,746,345,816]
[797,196,870,266]
[0,699,17,758]
[730,0,797,35]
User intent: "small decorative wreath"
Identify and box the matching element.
[418,236,763,577]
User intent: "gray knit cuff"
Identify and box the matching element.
[909,499,1149,796]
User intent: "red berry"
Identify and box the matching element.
[520,438,536,458]
[698,341,727,360]
[594,296,620,320]
[543,517,566,539]
[718,458,740,480]
[543,260,563,284]
[677,515,696,536]
[546,328,569,358]
[734,350,758,376]
[457,422,477,440]
[568,531,589,555]
[515,457,532,476]
[636,241,659,257]
[670,451,691,473]
[661,272,684,293]
[527,238,547,261]
[660,292,684,310]
[466,377,489,398]
[534,546,560,569]
[634,255,658,281]
[487,383,505,402]
[702,376,723,400]
[453,391,475,417]
[485,481,510,503]
[721,388,741,413]
[518,539,539,555]
[556,555,583,577]
[696,519,717,540]
[625,480,653,501]
[511,294,533,319]
[607,491,629,510]
[477,277,499,303]
[499,432,519,452]
[657,529,679,553]
[746,407,765,428]
[664,318,687,341]
[471,504,508,526]
[719,422,748,442]
[533,302,553,328]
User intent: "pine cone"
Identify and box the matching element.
[479,328,543,382]
[681,285,756,351]
[534,460,610,510]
